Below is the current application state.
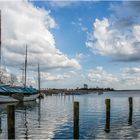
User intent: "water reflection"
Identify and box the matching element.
[24,107,28,139]
[38,98,41,128]
[0,92,140,139]
[128,97,133,125]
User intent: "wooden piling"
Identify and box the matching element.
[72,94,74,102]
[0,116,2,133]
[7,105,15,139]
[105,99,110,133]
[73,101,79,139]
[128,97,133,125]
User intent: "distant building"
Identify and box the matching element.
[76,87,79,90]
[83,84,88,89]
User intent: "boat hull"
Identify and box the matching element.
[23,94,39,101]
[0,94,39,103]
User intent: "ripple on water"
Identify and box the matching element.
[1,92,140,139]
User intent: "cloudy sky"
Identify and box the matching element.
[0,1,140,89]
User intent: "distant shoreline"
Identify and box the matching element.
[114,90,140,92]
[41,89,140,95]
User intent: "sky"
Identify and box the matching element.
[0,1,140,89]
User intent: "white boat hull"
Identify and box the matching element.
[0,94,39,103]
[23,94,39,101]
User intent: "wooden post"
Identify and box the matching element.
[105,99,110,133]
[73,101,79,139]
[7,105,15,139]
[128,97,133,125]
[0,116,2,133]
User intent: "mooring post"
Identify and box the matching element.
[0,115,2,133]
[7,105,15,139]
[72,94,74,102]
[105,99,110,133]
[128,97,133,125]
[73,101,79,139]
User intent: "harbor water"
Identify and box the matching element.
[1,91,140,139]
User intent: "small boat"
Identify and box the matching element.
[0,87,39,103]
[0,10,39,103]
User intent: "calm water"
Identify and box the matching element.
[1,91,140,139]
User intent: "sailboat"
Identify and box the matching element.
[0,10,39,103]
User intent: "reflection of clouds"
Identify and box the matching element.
[95,96,140,139]
[1,93,140,139]
[17,96,73,139]
[40,101,72,138]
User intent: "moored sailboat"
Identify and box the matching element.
[0,10,39,103]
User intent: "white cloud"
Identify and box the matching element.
[86,2,140,62]
[75,53,87,61]
[88,66,118,84]
[49,1,76,8]
[122,67,140,75]
[69,70,77,75]
[0,1,80,72]
[41,72,71,81]
[71,21,76,25]
[72,18,88,33]
[78,18,82,22]
[87,66,140,89]
[120,67,140,86]
[81,26,88,32]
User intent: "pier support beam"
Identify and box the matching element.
[128,97,133,125]
[73,101,79,139]
[7,105,15,139]
[105,99,110,133]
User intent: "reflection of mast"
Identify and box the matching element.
[38,98,41,128]
[24,45,27,87]
[38,64,41,127]
[24,107,28,139]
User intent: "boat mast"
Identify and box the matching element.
[0,10,2,83]
[38,63,40,92]
[24,45,27,87]
[20,63,24,86]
